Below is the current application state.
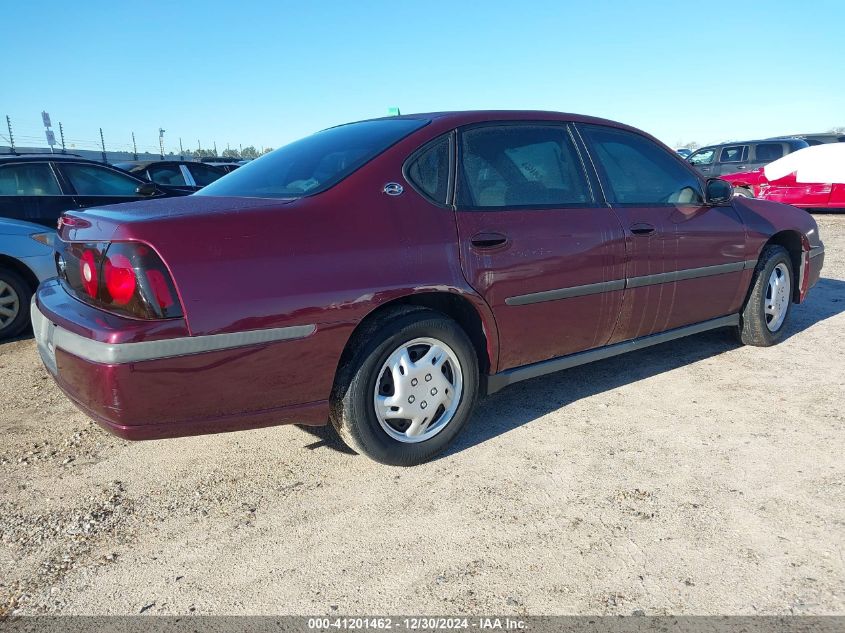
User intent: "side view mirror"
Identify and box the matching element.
[705,178,733,205]
[136,182,158,197]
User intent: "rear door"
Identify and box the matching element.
[577,124,748,342]
[750,142,785,169]
[55,162,147,209]
[715,144,749,175]
[0,161,73,228]
[453,122,626,371]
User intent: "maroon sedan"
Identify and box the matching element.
[32,111,825,465]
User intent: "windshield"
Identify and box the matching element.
[196,118,428,199]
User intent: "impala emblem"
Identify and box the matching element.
[383,182,404,196]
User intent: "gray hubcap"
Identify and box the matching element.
[765,262,790,332]
[373,337,463,443]
[0,280,21,331]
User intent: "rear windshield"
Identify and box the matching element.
[196,118,428,199]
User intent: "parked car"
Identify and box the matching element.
[0,217,56,339]
[722,143,845,210]
[675,148,692,158]
[32,111,824,465]
[113,160,227,192]
[789,133,845,146]
[204,162,240,174]
[687,138,809,177]
[0,154,186,229]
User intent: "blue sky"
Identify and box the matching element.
[4,0,844,154]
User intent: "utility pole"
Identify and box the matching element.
[132,132,138,160]
[5,116,15,153]
[179,137,184,160]
[99,128,107,163]
[59,122,66,153]
[158,128,165,160]
[213,141,217,156]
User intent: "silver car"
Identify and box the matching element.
[0,218,56,340]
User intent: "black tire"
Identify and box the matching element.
[738,245,794,347]
[330,307,479,466]
[733,187,754,198]
[0,267,33,341]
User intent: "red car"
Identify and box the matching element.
[32,111,825,465]
[722,143,845,210]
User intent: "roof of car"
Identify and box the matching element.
[115,160,224,170]
[693,138,809,151]
[0,153,106,164]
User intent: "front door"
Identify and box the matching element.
[453,122,626,371]
[577,124,748,343]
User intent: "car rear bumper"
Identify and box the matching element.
[32,282,340,440]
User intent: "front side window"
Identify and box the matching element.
[457,125,592,209]
[0,163,62,196]
[148,165,188,186]
[580,125,703,205]
[60,163,140,196]
[187,163,224,187]
[754,143,784,162]
[405,136,450,204]
[687,148,715,166]
[719,146,746,163]
[197,118,428,199]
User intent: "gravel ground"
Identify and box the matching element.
[1,216,843,617]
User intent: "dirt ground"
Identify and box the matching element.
[1,216,843,617]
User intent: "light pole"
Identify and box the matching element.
[159,128,165,160]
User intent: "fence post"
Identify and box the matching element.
[158,128,165,160]
[179,137,184,160]
[132,132,138,160]
[59,122,66,153]
[6,116,14,153]
[99,128,107,163]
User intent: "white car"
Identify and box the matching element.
[0,218,56,340]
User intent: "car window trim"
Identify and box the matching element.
[574,122,706,207]
[454,120,601,212]
[719,144,748,164]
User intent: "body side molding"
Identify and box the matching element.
[485,314,740,394]
[505,260,757,306]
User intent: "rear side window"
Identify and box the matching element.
[60,163,140,195]
[406,136,450,204]
[754,143,784,161]
[197,118,428,199]
[148,165,188,186]
[580,125,703,205]
[719,146,746,163]
[0,163,61,196]
[187,163,224,186]
[457,125,592,209]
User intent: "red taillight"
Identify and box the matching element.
[145,269,175,308]
[104,253,137,305]
[57,240,182,320]
[79,249,99,298]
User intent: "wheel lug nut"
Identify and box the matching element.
[411,378,418,386]
[431,388,437,395]
[408,395,415,403]
[425,374,432,381]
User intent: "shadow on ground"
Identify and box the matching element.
[304,277,845,459]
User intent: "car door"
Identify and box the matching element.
[55,162,148,209]
[453,122,626,371]
[577,124,748,342]
[716,144,749,175]
[0,161,74,228]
